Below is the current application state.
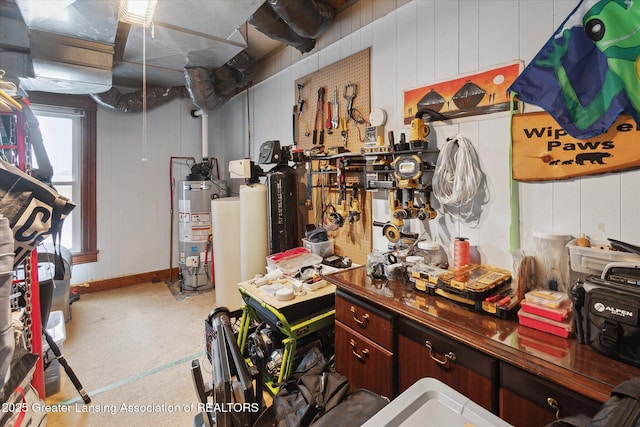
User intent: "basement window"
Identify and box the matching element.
[28,93,98,264]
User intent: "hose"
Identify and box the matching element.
[432,133,482,210]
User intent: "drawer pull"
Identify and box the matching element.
[349,339,370,361]
[350,306,370,327]
[424,341,456,366]
[547,397,560,419]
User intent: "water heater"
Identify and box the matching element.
[178,180,225,291]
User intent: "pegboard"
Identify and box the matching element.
[294,48,372,266]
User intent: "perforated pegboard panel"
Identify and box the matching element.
[295,49,372,265]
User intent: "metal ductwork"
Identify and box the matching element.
[1,0,355,111]
[90,86,190,113]
[184,51,256,112]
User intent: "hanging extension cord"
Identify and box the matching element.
[432,133,482,209]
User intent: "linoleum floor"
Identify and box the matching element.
[43,281,216,426]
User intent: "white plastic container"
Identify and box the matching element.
[417,241,442,266]
[302,238,334,258]
[567,238,640,275]
[532,231,571,292]
[42,310,66,396]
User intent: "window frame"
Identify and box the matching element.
[28,92,98,264]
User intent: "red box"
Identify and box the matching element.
[520,300,572,322]
[517,309,573,338]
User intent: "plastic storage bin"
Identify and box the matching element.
[567,239,640,275]
[301,238,334,257]
[362,377,512,426]
[43,310,66,396]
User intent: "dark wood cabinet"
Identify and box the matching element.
[335,291,395,398]
[398,317,498,413]
[499,362,601,426]
[334,321,394,398]
[324,266,640,426]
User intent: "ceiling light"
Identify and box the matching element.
[119,0,158,27]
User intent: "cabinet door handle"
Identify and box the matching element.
[350,306,370,327]
[425,340,456,366]
[547,397,560,419]
[349,339,370,361]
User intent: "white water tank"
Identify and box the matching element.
[211,197,242,311]
[240,183,268,281]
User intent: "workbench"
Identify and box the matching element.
[324,266,640,427]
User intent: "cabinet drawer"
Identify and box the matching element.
[335,321,394,398]
[335,290,393,349]
[499,362,600,427]
[398,318,498,413]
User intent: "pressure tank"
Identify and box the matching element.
[178,180,222,291]
[266,164,299,254]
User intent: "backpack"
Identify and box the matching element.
[546,377,640,427]
[273,347,349,427]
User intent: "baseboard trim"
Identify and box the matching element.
[73,268,180,294]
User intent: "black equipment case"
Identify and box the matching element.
[572,263,640,368]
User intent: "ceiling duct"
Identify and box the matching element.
[248,3,315,53]
[90,85,190,113]
[184,50,256,112]
[267,0,335,39]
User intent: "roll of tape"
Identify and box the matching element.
[276,288,295,301]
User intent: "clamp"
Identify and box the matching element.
[343,82,357,121]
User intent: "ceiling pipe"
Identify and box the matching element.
[191,109,209,159]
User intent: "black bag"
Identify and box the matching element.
[273,347,349,427]
[572,269,640,368]
[545,377,640,427]
[0,159,75,273]
[584,285,640,368]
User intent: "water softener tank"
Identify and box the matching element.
[178,180,217,291]
[266,164,299,254]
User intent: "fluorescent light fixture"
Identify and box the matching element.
[119,0,158,27]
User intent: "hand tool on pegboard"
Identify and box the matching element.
[313,87,325,145]
[325,96,332,135]
[297,83,310,137]
[339,115,348,146]
[331,87,339,131]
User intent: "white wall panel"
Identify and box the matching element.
[478,1,518,68]
[621,170,640,244]
[73,98,202,284]
[580,174,621,242]
[433,1,459,79]
[459,0,479,74]
[416,1,436,88]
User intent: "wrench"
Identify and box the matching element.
[331,87,339,129]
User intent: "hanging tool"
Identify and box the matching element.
[331,87,339,129]
[313,87,325,145]
[330,158,347,227]
[325,97,333,135]
[339,115,348,146]
[348,185,361,223]
[293,104,297,146]
[344,82,356,122]
[297,83,310,137]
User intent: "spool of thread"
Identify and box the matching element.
[454,237,470,270]
[454,237,470,282]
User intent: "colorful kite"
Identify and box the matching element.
[509,0,640,139]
